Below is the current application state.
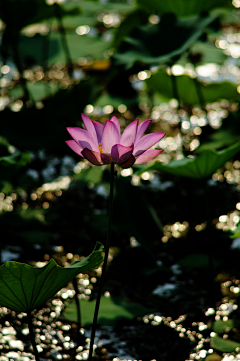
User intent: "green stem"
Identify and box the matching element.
[72,277,81,336]
[11,30,33,104]
[42,21,52,98]
[88,162,115,361]
[170,71,180,108]
[54,4,73,76]
[193,77,206,111]
[203,182,215,309]
[26,311,40,361]
[169,68,186,154]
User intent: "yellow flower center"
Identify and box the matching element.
[98,143,103,153]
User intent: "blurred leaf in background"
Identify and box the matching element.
[1,0,240,358]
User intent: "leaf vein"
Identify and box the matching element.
[31,263,57,308]
[0,290,22,310]
[0,275,25,309]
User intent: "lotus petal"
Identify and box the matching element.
[67,127,98,152]
[120,119,138,147]
[82,148,104,166]
[92,120,104,144]
[101,153,111,164]
[134,132,165,157]
[135,149,163,164]
[135,120,151,143]
[66,115,166,167]
[81,114,98,145]
[101,120,120,155]
[110,116,121,136]
[111,144,133,163]
[118,155,136,169]
[65,140,83,156]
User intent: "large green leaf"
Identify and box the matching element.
[113,9,149,49]
[199,128,240,150]
[211,320,240,334]
[0,0,80,30]
[113,13,217,68]
[229,224,240,239]
[10,31,110,68]
[210,336,240,353]
[0,150,32,192]
[187,42,227,65]
[63,295,154,327]
[0,151,31,166]
[178,253,221,269]
[74,0,134,14]
[138,142,240,179]
[44,77,102,121]
[205,355,222,361]
[74,166,104,185]
[0,1,80,62]
[137,0,233,17]
[199,110,240,150]
[146,71,240,106]
[0,242,103,312]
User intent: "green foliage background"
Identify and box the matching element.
[1,0,240,359]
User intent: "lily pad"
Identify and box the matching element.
[113,9,149,49]
[74,166,104,185]
[210,336,240,352]
[230,225,240,239]
[113,13,217,68]
[137,0,233,17]
[63,295,155,327]
[178,253,220,269]
[146,71,240,106]
[0,151,31,166]
[0,242,103,312]
[0,0,80,31]
[211,319,240,334]
[137,141,240,179]
[205,353,222,361]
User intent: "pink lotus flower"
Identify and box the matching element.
[66,114,165,168]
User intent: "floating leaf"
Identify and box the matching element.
[0,152,21,165]
[0,0,80,31]
[44,77,102,121]
[210,336,240,352]
[63,295,155,327]
[199,110,240,150]
[113,13,217,68]
[146,71,240,106]
[0,242,103,312]
[16,34,60,67]
[188,42,227,65]
[178,253,221,269]
[137,0,233,17]
[211,320,240,334]
[199,128,240,150]
[205,353,222,361]
[74,166,104,185]
[113,8,148,49]
[18,230,53,244]
[0,151,31,166]
[137,142,240,179]
[229,224,240,239]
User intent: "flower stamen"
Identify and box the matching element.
[98,143,103,154]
